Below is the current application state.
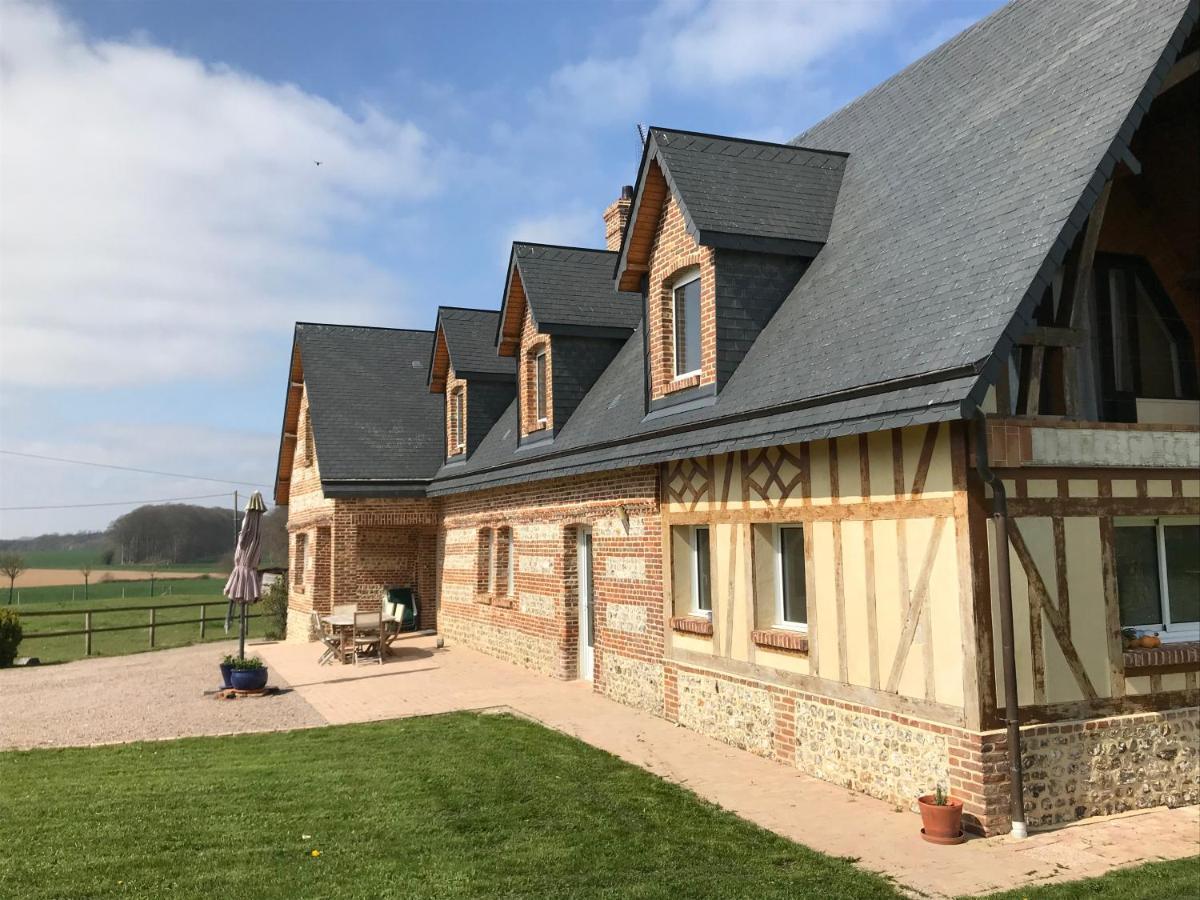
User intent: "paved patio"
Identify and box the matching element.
[258,635,1199,899]
[2,636,1196,898]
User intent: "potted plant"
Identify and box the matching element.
[228,656,268,691]
[917,785,965,844]
[219,654,235,689]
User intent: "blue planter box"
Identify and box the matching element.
[230,668,268,691]
[219,663,233,688]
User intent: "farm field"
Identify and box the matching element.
[8,579,264,664]
[14,547,225,574]
[10,567,226,589]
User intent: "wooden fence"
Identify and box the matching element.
[17,601,262,656]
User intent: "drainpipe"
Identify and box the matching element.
[972,410,1028,839]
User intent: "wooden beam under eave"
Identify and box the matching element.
[1158,49,1199,96]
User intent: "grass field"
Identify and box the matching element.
[15,547,224,573]
[969,857,1200,899]
[6,578,263,664]
[0,714,1194,900]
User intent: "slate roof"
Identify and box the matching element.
[436,307,514,378]
[428,0,1195,495]
[649,128,846,247]
[281,0,1196,499]
[296,323,445,491]
[508,244,641,333]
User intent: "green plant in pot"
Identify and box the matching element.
[917,784,965,845]
[0,608,22,668]
[228,656,268,692]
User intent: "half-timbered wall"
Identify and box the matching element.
[662,421,974,719]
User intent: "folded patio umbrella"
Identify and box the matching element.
[223,490,267,660]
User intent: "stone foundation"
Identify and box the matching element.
[440,615,564,678]
[1018,708,1199,829]
[675,670,775,757]
[793,697,950,813]
[285,607,316,644]
[601,653,665,715]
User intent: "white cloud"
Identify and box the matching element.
[539,0,898,124]
[503,208,601,257]
[0,1,441,388]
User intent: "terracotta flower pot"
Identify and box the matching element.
[918,794,965,845]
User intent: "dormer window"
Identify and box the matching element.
[534,349,548,423]
[450,387,465,454]
[672,272,702,378]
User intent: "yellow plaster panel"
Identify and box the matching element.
[810,441,832,506]
[811,520,840,679]
[1125,675,1151,696]
[1183,480,1199,498]
[1068,480,1098,498]
[1027,480,1058,498]
[672,632,714,656]
[1112,480,1138,498]
[872,518,902,690]
[867,431,894,501]
[1147,480,1173,498]
[1162,673,1187,692]
[840,520,871,688]
[754,646,811,676]
[896,518,931,700]
[1063,518,1112,699]
[837,436,862,504]
[1002,479,1018,498]
[928,517,964,707]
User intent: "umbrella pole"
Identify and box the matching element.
[239,603,247,660]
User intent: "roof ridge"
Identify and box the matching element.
[438,305,501,315]
[295,321,434,336]
[649,124,849,158]
[512,241,614,255]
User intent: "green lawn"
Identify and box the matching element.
[0,714,902,900]
[6,578,261,663]
[0,714,1195,899]
[969,857,1199,899]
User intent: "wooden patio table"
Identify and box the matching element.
[320,613,398,664]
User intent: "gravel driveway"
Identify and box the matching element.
[0,640,327,750]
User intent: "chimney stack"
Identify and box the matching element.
[603,185,634,252]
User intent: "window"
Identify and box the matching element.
[673,275,701,377]
[506,528,515,596]
[451,388,465,452]
[1115,517,1199,641]
[534,350,548,423]
[293,533,307,588]
[478,528,493,594]
[774,526,808,629]
[692,526,712,613]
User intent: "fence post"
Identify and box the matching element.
[149,607,157,648]
[200,604,206,640]
[84,611,92,656]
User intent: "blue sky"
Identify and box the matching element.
[0,0,1000,538]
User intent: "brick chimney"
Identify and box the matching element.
[603,185,634,252]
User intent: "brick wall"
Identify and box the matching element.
[437,467,664,695]
[445,367,466,458]
[519,307,552,437]
[647,193,717,400]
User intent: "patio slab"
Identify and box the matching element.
[259,635,1200,899]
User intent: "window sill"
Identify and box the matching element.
[491,595,514,610]
[1123,641,1200,672]
[473,593,493,606]
[670,616,713,637]
[752,629,809,654]
[664,373,703,395]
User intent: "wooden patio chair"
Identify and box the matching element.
[352,607,384,666]
[311,611,342,665]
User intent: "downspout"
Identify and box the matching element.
[972,409,1028,839]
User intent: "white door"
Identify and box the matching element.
[578,527,595,681]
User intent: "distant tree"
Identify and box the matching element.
[259,506,289,569]
[80,563,93,602]
[100,547,116,566]
[0,553,26,605]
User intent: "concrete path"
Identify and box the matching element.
[259,635,1200,899]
